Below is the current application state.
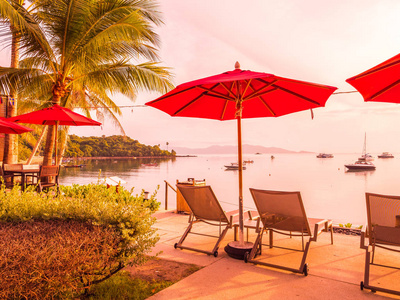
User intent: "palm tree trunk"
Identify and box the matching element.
[3,27,19,165]
[42,124,56,166]
[43,91,61,166]
[56,126,69,166]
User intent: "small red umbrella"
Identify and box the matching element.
[9,104,101,163]
[9,104,102,126]
[0,118,33,134]
[146,62,337,250]
[346,53,400,103]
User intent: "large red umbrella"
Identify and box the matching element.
[146,62,337,251]
[346,53,400,103]
[9,104,101,163]
[0,118,33,134]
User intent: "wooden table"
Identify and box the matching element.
[4,166,40,191]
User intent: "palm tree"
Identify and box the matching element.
[0,0,46,164]
[0,0,173,166]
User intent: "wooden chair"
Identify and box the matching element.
[244,188,333,276]
[28,165,60,194]
[0,165,15,188]
[360,193,400,295]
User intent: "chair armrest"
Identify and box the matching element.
[360,224,369,250]
[310,219,332,242]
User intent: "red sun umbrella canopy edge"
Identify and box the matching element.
[0,118,33,134]
[346,52,400,103]
[8,104,102,126]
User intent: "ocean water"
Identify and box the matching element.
[58,153,400,226]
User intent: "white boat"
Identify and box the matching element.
[316,153,334,158]
[358,153,374,161]
[378,152,394,158]
[345,160,376,171]
[224,163,246,170]
[358,133,374,161]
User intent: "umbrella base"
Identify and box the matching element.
[224,241,253,260]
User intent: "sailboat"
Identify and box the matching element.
[345,133,376,171]
[358,133,374,161]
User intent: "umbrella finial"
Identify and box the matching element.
[235,61,241,70]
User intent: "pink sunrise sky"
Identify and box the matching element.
[2,0,400,153]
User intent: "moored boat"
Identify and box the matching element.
[316,153,334,158]
[345,160,376,171]
[225,163,246,170]
[378,152,394,158]
[358,133,374,161]
[358,153,374,161]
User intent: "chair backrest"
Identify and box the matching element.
[250,188,311,235]
[39,165,60,179]
[366,193,400,245]
[176,185,229,223]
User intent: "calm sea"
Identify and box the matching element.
[58,153,400,226]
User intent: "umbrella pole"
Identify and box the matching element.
[54,121,58,166]
[237,116,244,245]
[223,112,253,259]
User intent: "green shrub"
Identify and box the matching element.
[87,271,172,300]
[0,184,159,299]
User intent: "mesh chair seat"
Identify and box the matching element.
[245,188,333,276]
[174,185,237,257]
[360,193,400,296]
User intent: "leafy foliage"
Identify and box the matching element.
[0,0,174,166]
[0,183,160,299]
[86,271,172,300]
[65,134,175,157]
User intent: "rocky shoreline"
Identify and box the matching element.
[332,226,361,236]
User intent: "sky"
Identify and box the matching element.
[3,0,400,153]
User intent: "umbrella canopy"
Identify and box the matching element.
[0,118,33,134]
[9,104,102,126]
[346,53,400,103]
[9,104,101,165]
[146,62,337,248]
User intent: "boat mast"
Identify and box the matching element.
[362,132,367,156]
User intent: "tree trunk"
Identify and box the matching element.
[42,124,55,166]
[3,27,19,165]
[26,126,47,165]
[56,126,69,166]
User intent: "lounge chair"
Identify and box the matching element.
[174,185,238,257]
[244,188,333,275]
[360,193,400,295]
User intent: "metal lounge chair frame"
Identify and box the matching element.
[360,193,400,295]
[244,189,333,276]
[174,185,237,257]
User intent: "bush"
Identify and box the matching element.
[0,184,159,299]
[0,220,120,299]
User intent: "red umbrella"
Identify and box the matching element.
[346,53,400,103]
[9,104,101,163]
[9,104,102,126]
[0,118,33,134]
[146,62,337,251]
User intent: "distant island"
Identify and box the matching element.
[173,144,313,155]
[64,135,175,158]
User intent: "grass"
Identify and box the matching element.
[86,271,173,300]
